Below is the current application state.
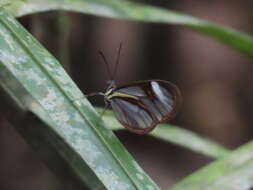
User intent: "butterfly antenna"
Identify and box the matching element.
[99,51,113,80]
[112,42,122,81]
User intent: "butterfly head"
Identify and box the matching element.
[104,80,116,101]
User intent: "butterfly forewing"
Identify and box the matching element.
[108,80,181,134]
[117,86,146,96]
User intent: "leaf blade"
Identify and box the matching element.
[0,8,160,190]
[6,0,253,58]
[100,108,231,159]
[170,141,253,190]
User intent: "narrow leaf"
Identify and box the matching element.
[6,0,253,58]
[0,8,160,190]
[100,108,231,159]
[171,141,253,190]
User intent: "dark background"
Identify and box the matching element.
[1,0,253,189]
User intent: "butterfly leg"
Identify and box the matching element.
[99,100,110,118]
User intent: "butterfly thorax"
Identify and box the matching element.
[104,80,116,98]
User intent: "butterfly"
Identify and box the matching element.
[87,44,181,134]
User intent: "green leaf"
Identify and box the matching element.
[0,8,160,190]
[5,0,253,58]
[170,141,253,190]
[99,108,231,159]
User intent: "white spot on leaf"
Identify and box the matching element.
[23,68,46,85]
[96,166,131,190]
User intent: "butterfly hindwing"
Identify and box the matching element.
[110,98,155,133]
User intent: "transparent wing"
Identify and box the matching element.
[115,80,180,123]
[117,86,146,97]
[110,98,154,131]
[148,81,175,121]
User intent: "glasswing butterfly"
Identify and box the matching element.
[87,44,182,134]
